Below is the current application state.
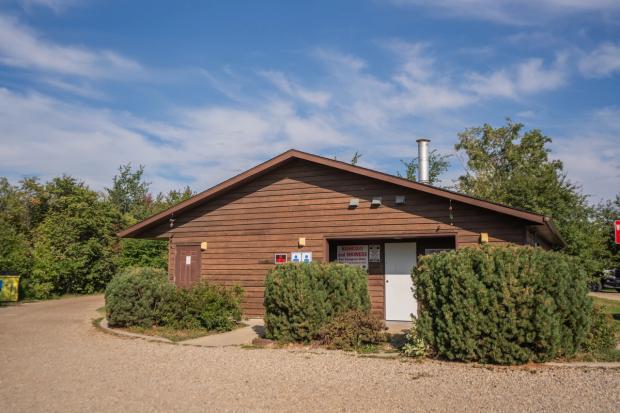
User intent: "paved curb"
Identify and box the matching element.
[94,317,262,347]
[95,318,175,344]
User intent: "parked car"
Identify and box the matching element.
[600,269,620,292]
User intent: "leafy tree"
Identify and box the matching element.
[151,186,194,214]
[454,120,610,276]
[29,176,119,298]
[0,178,32,276]
[115,186,194,271]
[596,195,620,269]
[106,163,194,270]
[105,163,150,219]
[397,149,451,185]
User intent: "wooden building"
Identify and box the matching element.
[119,149,564,321]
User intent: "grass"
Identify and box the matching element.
[573,296,620,362]
[117,320,247,342]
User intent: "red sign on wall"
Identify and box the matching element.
[615,220,620,245]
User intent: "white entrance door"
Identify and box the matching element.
[385,242,417,321]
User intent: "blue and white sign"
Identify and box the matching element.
[291,252,312,263]
[291,252,302,263]
[302,252,312,263]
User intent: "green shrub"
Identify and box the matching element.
[105,267,171,327]
[105,267,244,332]
[317,310,387,350]
[158,281,244,331]
[414,246,592,364]
[582,305,616,353]
[264,262,371,342]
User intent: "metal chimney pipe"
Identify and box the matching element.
[416,138,430,184]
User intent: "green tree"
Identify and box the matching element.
[596,195,620,269]
[397,149,451,185]
[107,163,194,270]
[105,163,150,219]
[454,120,610,276]
[0,178,32,276]
[115,187,194,270]
[29,176,118,298]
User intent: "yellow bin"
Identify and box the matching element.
[0,275,20,302]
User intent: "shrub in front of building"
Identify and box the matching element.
[264,262,371,342]
[105,267,243,331]
[317,309,388,350]
[157,281,243,331]
[105,267,171,327]
[413,246,592,364]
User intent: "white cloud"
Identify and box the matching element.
[0,14,141,79]
[552,107,620,201]
[19,0,80,13]
[578,42,620,78]
[311,45,473,131]
[259,70,331,107]
[466,57,566,98]
[390,0,620,24]
[40,78,107,99]
[381,40,434,81]
[0,87,353,193]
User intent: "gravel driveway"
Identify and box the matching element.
[1,295,619,412]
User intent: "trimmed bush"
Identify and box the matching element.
[317,310,387,350]
[105,267,171,327]
[413,246,592,364]
[157,281,244,331]
[105,267,244,331]
[264,262,371,342]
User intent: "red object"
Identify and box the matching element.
[275,253,287,264]
[615,220,620,244]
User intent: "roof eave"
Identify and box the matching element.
[118,149,549,239]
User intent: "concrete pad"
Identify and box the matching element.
[182,318,265,346]
[385,320,412,334]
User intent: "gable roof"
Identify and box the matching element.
[118,149,564,246]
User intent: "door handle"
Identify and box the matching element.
[385,279,389,283]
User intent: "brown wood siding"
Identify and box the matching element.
[147,159,529,317]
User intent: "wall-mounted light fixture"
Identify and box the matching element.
[480,233,489,244]
[298,237,306,247]
[200,241,208,251]
[395,195,406,205]
[169,213,176,228]
[349,198,359,208]
[371,196,382,208]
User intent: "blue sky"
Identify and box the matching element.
[0,0,619,201]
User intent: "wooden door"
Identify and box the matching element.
[385,242,417,321]
[174,245,201,288]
